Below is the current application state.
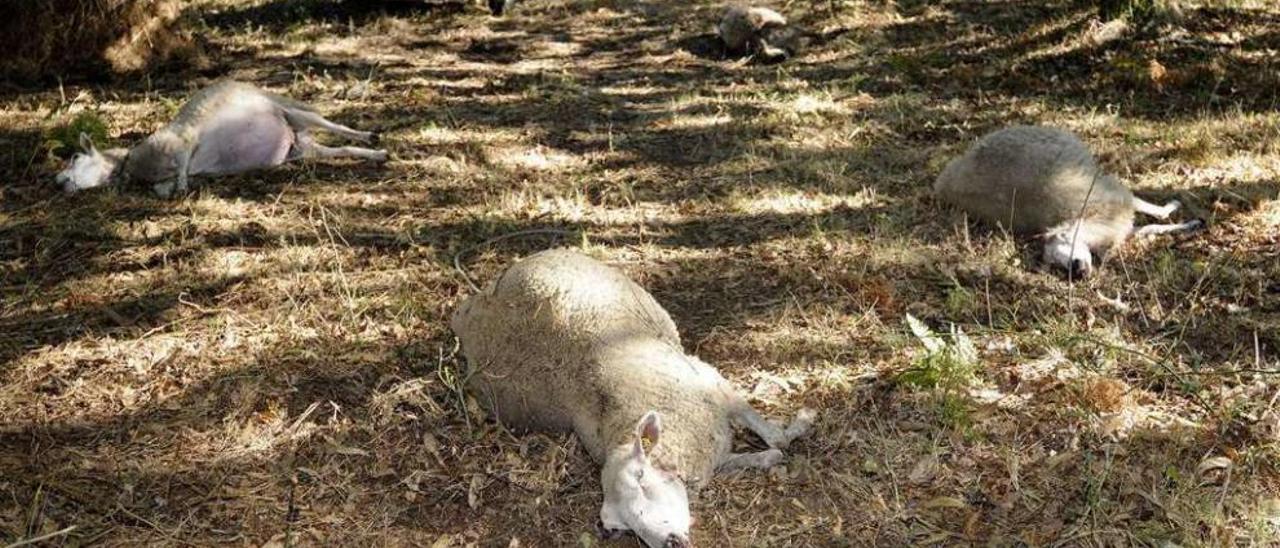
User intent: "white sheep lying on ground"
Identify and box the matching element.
[718,5,793,62]
[55,80,387,198]
[451,248,814,548]
[934,125,1203,278]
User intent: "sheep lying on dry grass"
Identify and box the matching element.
[718,5,795,62]
[934,125,1203,278]
[55,80,387,197]
[451,249,815,548]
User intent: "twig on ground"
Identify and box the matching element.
[5,525,77,548]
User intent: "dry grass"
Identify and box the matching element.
[2,0,1279,545]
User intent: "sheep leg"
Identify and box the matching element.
[284,108,378,143]
[295,133,388,162]
[734,405,815,450]
[1133,197,1180,219]
[175,147,193,194]
[718,449,783,472]
[1133,219,1204,237]
[755,31,789,61]
[154,148,194,198]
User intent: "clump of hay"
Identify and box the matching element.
[0,0,196,83]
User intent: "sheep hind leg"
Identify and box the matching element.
[719,449,783,472]
[284,108,378,143]
[1134,219,1204,237]
[1133,197,1181,219]
[734,404,816,450]
[296,133,388,162]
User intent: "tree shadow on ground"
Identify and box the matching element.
[0,330,450,543]
[846,1,1280,120]
[0,274,245,377]
[197,0,465,34]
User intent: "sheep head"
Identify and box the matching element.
[1043,226,1095,279]
[598,411,692,548]
[55,133,124,193]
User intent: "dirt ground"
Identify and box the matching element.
[2,0,1279,545]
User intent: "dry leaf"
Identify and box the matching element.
[1080,377,1128,413]
[1197,456,1232,477]
[1148,59,1169,90]
[1088,18,1129,46]
[861,457,882,475]
[468,474,484,509]
[424,432,443,463]
[909,455,939,485]
[1097,408,1144,439]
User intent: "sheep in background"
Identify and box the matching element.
[55,80,387,198]
[934,125,1203,279]
[451,248,815,548]
[718,6,795,62]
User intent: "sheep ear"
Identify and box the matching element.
[79,132,97,154]
[632,411,661,457]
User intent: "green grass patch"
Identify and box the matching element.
[45,110,111,158]
[897,314,981,430]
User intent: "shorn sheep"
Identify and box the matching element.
[718,6,794,62]
[933,125,1202,278]
[451,249,815,548]
[55,80,387,197]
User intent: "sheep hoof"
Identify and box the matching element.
[759,45,790,64]
[759,448,785,468]
[153,181,176,199]
[794,408,816,429]
[786,407,816,440]
[368,131,382,145]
